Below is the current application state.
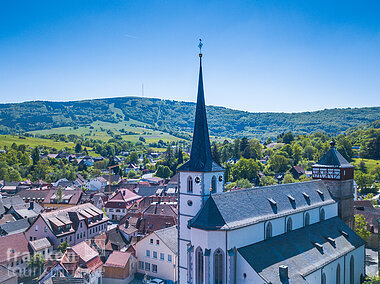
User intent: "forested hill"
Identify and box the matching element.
[0,97,379,140]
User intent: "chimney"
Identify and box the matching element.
[279,265,288,280]
[29,201,34,210]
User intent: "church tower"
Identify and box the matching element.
[177,41,225,283]
[312,140,355,228]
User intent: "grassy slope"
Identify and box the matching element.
[0,135,76,150]
[28,119,184,143]
[352,158,380,173]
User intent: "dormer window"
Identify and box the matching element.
[302,192,311,205]
[317,190,324,200]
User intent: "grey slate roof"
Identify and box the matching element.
[29,237,52,251]
[177,56,223,173]
[313,147,354,168]
[0,217,34,235]
[191,180,335,230]
[238,217,366,284]
[155,225,178,254]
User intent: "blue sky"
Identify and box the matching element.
[0,0,379,112]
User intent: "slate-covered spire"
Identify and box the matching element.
[188,44,213,172]
[177,40,223,173]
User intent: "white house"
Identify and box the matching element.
[135,225,178,283]
[178,49,366,284]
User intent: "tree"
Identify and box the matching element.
[282,132,294,144]
[127,169,137,179]
[364,273,380,283]
[354,214,371,242]
[7,167,21,181]
[57,240,69,253]
[269,154,290,173]
[75,143,82,153]
[28,253,46,276]
[177,147,184,165]
[212,144,221,164]
[225,179,253,190]
[56,186,63,203]
[302,146,316,160]
[128,151,139,165]
[337,137,354,162]
[260,176,277,186]
[31,146,40,165]
[155,165,172,179]
[355,171,375,190]
[292,144,302,165]
[283,174,296,184]
[231,158,260,181]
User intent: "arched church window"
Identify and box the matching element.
[286,217,292,232]
[350,255,354,284]
[305,212,310,226]
[211,176,217,193]
[336,264,341,284]
[188,176,193,193]
[195,247,204,284]
[320,208,325,221]
[214,249,223,284]
[266,222,272,240]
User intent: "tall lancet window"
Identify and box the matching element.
[305,212,310,226]
[211,176,217,193]
[320,208,325,221]
[214,249,224,284]
[195,247,204,284]
[286,217,292,232]
[265,222,272,240]
[188,176,193,193]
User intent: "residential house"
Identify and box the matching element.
[42,189,83,210]
[0,232,31,278]
[354,200,380,248]
[74,174,87,188]
[45,241,103,284]
[103,251,136,284]
[0,265,17,284]
[290,166,306,179]
[24,203,108,249]
[104,189,141,221]
[86,177,107,191]
[0,218,34,236]
[29,238,53,258]
[135,226,177,283]
[17,189,50,205]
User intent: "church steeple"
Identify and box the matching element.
[178,40,223,173]
[188,40,213,171]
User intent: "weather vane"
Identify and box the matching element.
[198,39,203,57]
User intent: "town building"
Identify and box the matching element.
[103,251,136,284]
[135,225,178,282]
[104,188,141,221]
[178,47,365,284]
[24,203,108,249]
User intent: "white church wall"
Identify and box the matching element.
[305,269,321,284]
[203,171,224,194]
[286,212,304,231]
[236,252,266,284]
[305,207,320,225]
[344,246,365,284]
[322,203,338,219]
[227,222,264,249]
[179,215,192,241]
[179,240,188,267]
[178,172,205,216]
[269,217,286,237]
[320,257,344,284]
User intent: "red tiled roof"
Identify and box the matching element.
[104,251,131,268]
[71,241,99,263]
[0,232,29,263]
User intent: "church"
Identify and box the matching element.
[177,46,366,284]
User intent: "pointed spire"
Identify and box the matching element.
[188,39,213,171]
